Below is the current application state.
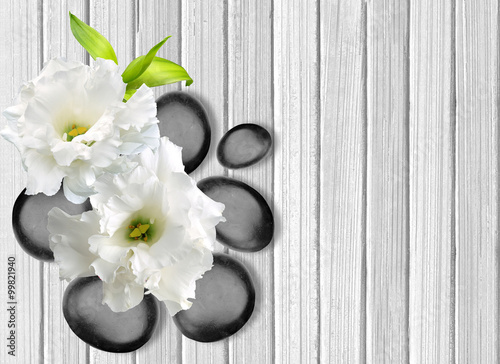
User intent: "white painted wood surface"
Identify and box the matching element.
[1,1,500,363]
[455,1,499,363]
[409,1,454,363]
[320,0,365,362]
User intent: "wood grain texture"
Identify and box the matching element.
[4,1,500,363]
[319,0,366,362]
[89,1,136,363]
[226,1,274,364]
[366,0,409,362]
[42,1,89,363]
[273,0,320,363]
[409,1,454,363]
[137,0,182,99]
[0,1,40,363]
[181,1,228,362]
[455,1,499,362]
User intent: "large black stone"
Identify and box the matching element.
[173,253,255,342]
[198,177,274,252]
[63,276,160,353]
[217,123,272,169]
[156,91,211,174]
[12,187,92,261]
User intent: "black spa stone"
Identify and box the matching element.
[12,187,92,261]
[173,253,255,342]
[156,91,211,174]
[63,276,160,353]
[198,176,274,252]
[217,123,272,169]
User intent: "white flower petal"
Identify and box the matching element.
[51,140,91,166]
[115,86,159,155]
[24,150,66,196]
[130,225,191,275]
[62,164,98,204]
[88,232,133,264]
[115,84,157,129]
[90,173,123,210]
[145,247,213,316]
[119,123,160,155]
[84,58,126,113]
[38,58,83,80]
[48,209,100,281]
[102,267,144,312]
[134,137,184,177]
[0,57,156,202]
[90,258,120,283]
[48,135,225,314]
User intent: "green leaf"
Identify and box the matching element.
[126,56,193,91]
[69,12,118,64]
[121,36,172,83]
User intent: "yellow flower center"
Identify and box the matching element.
[65,124,88,142]
[128,222,151,242]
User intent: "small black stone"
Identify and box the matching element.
[217,123,272,169]
[156,91,211,174]
[198,177,274,252]
[173,253,255,342]
[63,276,160,353]
[12,187,92,261]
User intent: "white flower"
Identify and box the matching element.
[48,137,225,315]
[1,57,160,203]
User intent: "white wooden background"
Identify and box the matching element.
[0,0,498,363]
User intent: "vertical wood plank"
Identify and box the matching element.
[455,1,499,362]
[226,1,274,364]
[0,1,41,362]
[90,0,136,67]
[42,1,89,363]
[135,1,183,363]
[181,1,227,362]
[319,0,366,362]
[273,0,320,363]
[409,1,454,362]
[137,0,182,99]
[89,1,136,363]
[366,0,410,362]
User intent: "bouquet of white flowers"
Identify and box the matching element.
[2,12,272,353]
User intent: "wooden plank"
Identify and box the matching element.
[319,0,365,362]
[226,1,273,364]
[273,0,320,363]
[136,0,182,99]
[135,1,183,363]
[0,1,41,362]
[408,1,454,362]
[366,0,409,362]
[455,1,499,362]
[88,1,136,363]
[90,0,136,68]
[42,1,89,363]
[181,1,227,362]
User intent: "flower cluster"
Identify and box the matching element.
[1,14,224,314]
[48,138,224,314]
[1,58,159,203]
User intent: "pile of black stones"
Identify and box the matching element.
[12,91,274,351]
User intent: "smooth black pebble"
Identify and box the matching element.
[156,91,211,174]
[12,187,92,261]
[173,253,255,342]
[217,123,272,169]
[63,276,160,353]
[198,177,274,252]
